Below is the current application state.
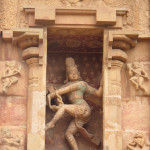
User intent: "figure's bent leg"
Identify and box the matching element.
[65,120,84,150]
[139,77,147,93]
[46,105,65,130]
[46,104,77,130]
[130,77,138,89]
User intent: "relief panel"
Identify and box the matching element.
[0,61,28,96]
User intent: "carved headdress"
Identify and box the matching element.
[64,57,81,83]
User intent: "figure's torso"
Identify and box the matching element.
[66,81,87,104]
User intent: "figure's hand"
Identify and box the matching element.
[45,121,55,131]
[48,85,55,93]
[145,76,149,80]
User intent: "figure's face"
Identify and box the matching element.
[68,71,79,81]
[10,65,15,70]
[133,63,139,69]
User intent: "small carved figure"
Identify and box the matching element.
[127,133,150,150]
[1,61,21,93]
[0,128,23,150]
[46,57,103,150]
[127,62,149,94]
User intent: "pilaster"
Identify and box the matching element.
[12,29,46,150]
[103,31,139,150]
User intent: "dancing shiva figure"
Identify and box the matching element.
[46,57,103,150]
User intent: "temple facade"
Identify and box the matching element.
[0,0,150,150]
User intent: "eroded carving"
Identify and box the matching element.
[127,133,150,150]
[1,61,21,93]
[61,0,91,6]
[0,128,23,150]
[0,0,18,30]
[46,57,103,150]
[127,62,149,94]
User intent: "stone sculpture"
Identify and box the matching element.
[1,61,21,93]
[127,133,150,150]
[46,57,103,150]
[0,128,23,150]
[127,62,149,94]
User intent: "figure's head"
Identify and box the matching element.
[65,57,81,82]
[6,61,16,70]
[1,128,11,138]
[133,62,140,69]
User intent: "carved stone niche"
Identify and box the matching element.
[12,28,47,150]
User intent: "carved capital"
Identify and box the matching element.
[13,28,43,49]
[108,31,139,68]
[12,28,43,65]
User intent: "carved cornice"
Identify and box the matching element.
[23,5,127,28]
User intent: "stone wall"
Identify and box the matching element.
[122,40,150,150]
[0,40,29,149]
[0,0,150,150]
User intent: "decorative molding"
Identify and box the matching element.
[23,5,127,28]
[26,57,39,87]
[1,61,21,94]
[112,49,128,63]
[108,60,123,96]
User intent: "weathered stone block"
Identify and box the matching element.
[0,96,27,126]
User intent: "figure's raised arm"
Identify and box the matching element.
[48,82,82,99]
[85,78,103,98]
[141,69,149,80]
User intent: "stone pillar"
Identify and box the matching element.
[103,31,138,150]
[25,56,45,150]
[104,59,124,150]
[12,29,46,150]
